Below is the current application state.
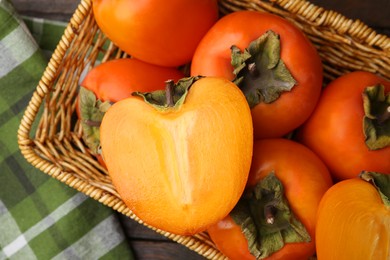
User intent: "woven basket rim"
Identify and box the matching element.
[17,0,390,259]
[224,0,390,50]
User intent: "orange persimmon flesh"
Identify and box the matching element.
[100,77,253,235]
[316,178,390,259]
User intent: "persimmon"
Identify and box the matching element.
[297,71,390,180]
[92,0,219,67]
[100,76,253,235]
[208,138,333,259]
[191,11,323,139]
[316,171,390,260]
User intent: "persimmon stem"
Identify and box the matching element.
[264,204,277,225]
[378,105,390,124]
[84,119,101,127]
[248,62,259,77]
[165,79,175,107]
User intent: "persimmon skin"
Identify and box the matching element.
[208,138,333,259]
[191,11,323,139]
[80,58,184,102]
[93,0,219,67]
[100,77,253,235]
[316,178,390,260]
[208,216,254,260]
[297,71,390,181]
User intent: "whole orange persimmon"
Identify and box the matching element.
[297,71,390,181]
[207,138,333,259]
[100,76,254,235]
[191,11,323,139]
[93,0,219,67]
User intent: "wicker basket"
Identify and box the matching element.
[17,0,390,259]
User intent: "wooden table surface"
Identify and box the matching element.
[11,0,390,259]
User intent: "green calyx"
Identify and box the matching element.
[79,87,112,154]
[132,76,203,111]
[230,172,311,259]
[360,171,390,208]
[362,84,390,150]
[231,30,297,108]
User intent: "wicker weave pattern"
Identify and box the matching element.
[17,0,389,259]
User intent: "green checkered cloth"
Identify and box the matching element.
[0,0,134,259]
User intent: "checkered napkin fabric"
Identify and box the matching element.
[0,0,134,259]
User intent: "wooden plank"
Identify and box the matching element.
[117,214,171,241]
[118,214,206,259]
[12,0,79,21]
[11,0,390,36]
[130,240,206,260]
